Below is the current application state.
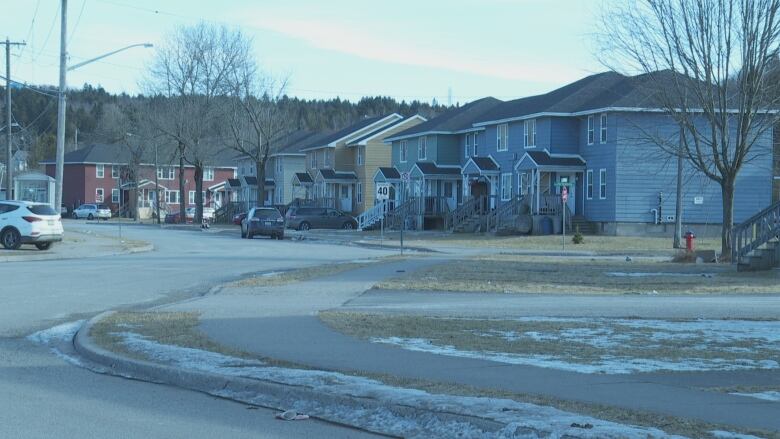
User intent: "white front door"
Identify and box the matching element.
[443,181,456,210]
[340,184,352,212]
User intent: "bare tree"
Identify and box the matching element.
[598,0,780,258]
[226,57,292,208]
[145,22,249,223]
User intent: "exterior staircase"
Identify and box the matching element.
[571,215,597,234]
[732,201,780,271]
[447,196,486,233]
[357,200,388,230]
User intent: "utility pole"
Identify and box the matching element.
[54,0,68,210]
[673,127,685,248]
[3,38,26,200]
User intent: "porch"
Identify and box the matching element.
[314,169,358,213]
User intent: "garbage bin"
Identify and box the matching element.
[541,216,554,235]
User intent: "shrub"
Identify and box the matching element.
[572,226,584,245]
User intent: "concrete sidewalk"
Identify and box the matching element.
[163,259,780,433]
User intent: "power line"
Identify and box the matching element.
[69,0,87,44]
[18,0,41,59]
[0,74,58,98]
[35,1,60,62]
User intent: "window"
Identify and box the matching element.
[473,133,478,156]
[587,116,595,145]
[586,170,593,200]
[165,190,180,204]
[599,168,607,199]
[204,167,215,181]
[275,159,283,175]
[357,147,364,166]
[518,173,527,195]
[111,188,120,203]
[356,182,363,204]
[501,173,512,200]
[524,119,536,148]
[157,167,175,180]
[188,191,206,205]
[111,166,119,179]
[418,137,427,160]
[497,124,508,151]
[600,113,608,143]
[310,153,317,169]
[95,188,104,202]
[400,140,408,162]
[96,164,105,178]
[465,134,471,158]
[276,189,283,204]
[324,149,332,167]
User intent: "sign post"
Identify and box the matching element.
[554,180,572,252]
[376,183,390,248]
[400,172,410,255]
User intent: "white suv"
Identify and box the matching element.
[73,203,112,220]
[0,201,64,250]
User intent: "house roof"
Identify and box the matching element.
[227,178,241,188]
[474,71,680,125]
[376,167,400,180]
[516,150,586,171]
[413,162,463,176]
[301,114,400,151]
[387,97,503,141]
[467,156,500,172]
[241,176,275,187]
[346,116,414,146]
[293,172,313,184]
[272,131,331,156]
[317,169,358,182]
[39,142,238,168]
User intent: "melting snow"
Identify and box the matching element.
[730,391,780,402]
[27,320,86,367]
[710,431,766,439]
[115,331,684,439]
[605,272,716,278]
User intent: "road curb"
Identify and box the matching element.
[72,312,504,438]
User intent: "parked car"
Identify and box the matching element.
[0,201,63,250]
[164,211,186,224]
[285,207,357,231]
[60,204,69,216]
[232,212,247,225]
[72,203,111,220]
[241,207,285,240]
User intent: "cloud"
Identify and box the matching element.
[245,14,579,85]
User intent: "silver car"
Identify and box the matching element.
[285,207,357,230]
[73,203,112,220]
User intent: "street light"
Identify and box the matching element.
[53,32,153,210]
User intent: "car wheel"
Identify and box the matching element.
[247,232,253,239]
[1,228,22,250]
[342,221,354,230]
[73,212,79,219]
[87,213,94,220]
[299,222,311,231]
[35,242,53,251]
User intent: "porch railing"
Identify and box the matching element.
[386,198,416,230]
[445,195,492,230]
[214,201,243,224]
[486,195,525,232]
[732,200,780,263]
[357,200,388,230]
[536,194,562,216]
[421,196,451,216]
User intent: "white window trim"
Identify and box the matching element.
[357,146,364,166]
[473,133,478,155]
[204,167,215,181]
[497,124,508,152]
[310,153,317,169]
[356,182,363,204]
[418,137,427,160]
[518,173,526,196]
[600,113,608,144]
[95,188,104,202]
[96,164,105,178]
[111,188,120,203]
[188,190,196,205]
[599,168,607,200]
[500,172,512,201]
[166,190,180,204]
[400,140,408,163]
[111,165,119,179]
[586,169,593,200]
[524,119,537,148]
[587,116,595,145]
[465,134,471,158]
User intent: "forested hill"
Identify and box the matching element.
[1,83,451,168]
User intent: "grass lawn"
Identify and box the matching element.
[226,261,375,288]
[376,254,780,294]
[402,234,722,255]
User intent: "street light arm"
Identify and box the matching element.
[67,43,153,72]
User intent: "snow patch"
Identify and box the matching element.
[27,320,86,367]
[730,391,780,402]
[605,272,716,278]
[115,331,684,439]
[709,430,766,439]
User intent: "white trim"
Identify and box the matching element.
[353,115,427,145]
[269,152,306,158]
[400,140,408,163]
[464,134,471,159]
[207,181,226,191]
[599,113,608,144]
[524,119,536,148]
[462,156,501,176]
[384,125,484,143]
[96,164,105,178]
[111,188,120,203]
[587,115,595,145]
[500,172,512,201]
[418,136,427,160]
[95,187,104,202]
[301,114,403,151]
[497,123,508,152]
[356,146,364,166]
[599,168,607,200]
[111,165,119,179]
[586,169,593,200]
[356,181,363,204]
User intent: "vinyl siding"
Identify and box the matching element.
[580,114,617,221]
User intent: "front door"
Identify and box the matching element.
[340,185,352,212]
[443,181,456,211]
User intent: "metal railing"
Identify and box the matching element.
[357,200,388,230]
[732,200,780,263]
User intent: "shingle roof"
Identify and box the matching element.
[469,156,499,171]
[377,167,400,179]
[227,178,241,188]
[414,162,463,176]
[525,150,586,168]
[347,117,409,145]
[274,131,331,156]
[388,98,503,140]
[318,169,357,181]
[294,172,313,184]
[474,71,676,124]
[39,142,237,168]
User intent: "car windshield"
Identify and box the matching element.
[254,209,281,219]
[27,205,58,216]
[96,204,108,210]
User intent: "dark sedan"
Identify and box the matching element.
[285,207,357,231]
[241,207,285,240]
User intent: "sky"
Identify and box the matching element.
[1,0,610,104]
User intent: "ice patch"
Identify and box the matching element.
[27,320,86,367]
[730,391,780,402]
[260,271,284,277]
[115,331,684,439]
[605,272,716,278]
[710,430,765,439]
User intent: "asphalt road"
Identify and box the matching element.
[0,221,390,438]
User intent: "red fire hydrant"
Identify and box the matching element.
[684,231,696,252]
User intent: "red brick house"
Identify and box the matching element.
[41,143,236,218]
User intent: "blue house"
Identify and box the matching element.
[377,71,776,235]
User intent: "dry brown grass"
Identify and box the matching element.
[227,262,373,288]
[376,254,780,294]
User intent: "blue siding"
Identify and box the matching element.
[580,114,617,222]
[548,117,579,154]
[436,135,461,165]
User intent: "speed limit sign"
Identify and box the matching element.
[376,183,391,200]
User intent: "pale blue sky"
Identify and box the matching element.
[2,0,610,104]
